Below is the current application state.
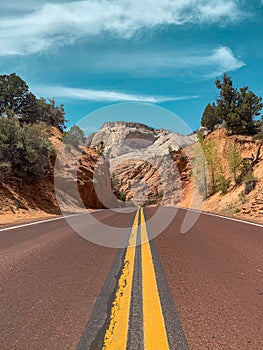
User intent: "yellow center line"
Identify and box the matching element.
[102,209,139,350]
[140,207,170,350]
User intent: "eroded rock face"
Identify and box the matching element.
[113,149,192,206]
[54,145,117,211]
[87,122,196,206]
[89,121,196,159]
[77,148,117,209]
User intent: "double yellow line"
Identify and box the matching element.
[102,208,169,350]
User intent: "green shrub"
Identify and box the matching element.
[188,169,193,178]
[253,132,263,140]
[0,118,54,181]
[119,190,126,202]
[217,174,230,195]
[96,140,105,156]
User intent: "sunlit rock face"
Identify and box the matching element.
[88,121,196,159]
[87,122,196,206]
[54,145,118,211]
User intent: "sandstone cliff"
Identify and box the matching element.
[0,127,114,224]
[88,121,196,206]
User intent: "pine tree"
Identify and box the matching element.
[201,102,221,131]
[0,73,31,116]
[215,73,263,135]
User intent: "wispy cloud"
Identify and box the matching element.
[32,85,199,103]
[0,0,246,56]
[86,46,245,78]
[204,46,245,77]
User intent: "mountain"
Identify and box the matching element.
[87,122,196,206]
[88,121,196,159]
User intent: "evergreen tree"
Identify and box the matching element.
[21,92,39,124]
[201,102,221,131]
[235,87,263,135]
[215,73,263,135]
[31,98,66,131]
[215,73,239,128]
[0,73,31,116]
[0,73,67,130]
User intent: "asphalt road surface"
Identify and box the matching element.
[0,207,262,349]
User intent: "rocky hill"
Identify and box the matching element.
[88,122,196,206]
[88,121,196,159]
[0,127,114,224]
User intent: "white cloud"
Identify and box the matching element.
[32,85,199,103]
[86,46,245,77]
[204,46,245,77]
[0,0,245,56]
[167,46,245,77]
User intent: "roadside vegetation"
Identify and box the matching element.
[0,73,67,182]
[195,131,260,199]
[111,173,127,202]
[196,73,263,200]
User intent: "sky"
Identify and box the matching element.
[0,0,263,134]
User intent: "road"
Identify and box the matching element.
[0,208,262,349]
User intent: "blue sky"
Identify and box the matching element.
[0,0,262,133]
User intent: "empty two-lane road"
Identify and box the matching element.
[0,208,262,349]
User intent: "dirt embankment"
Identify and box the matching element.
[182,129,263,223]
[0,128,113,225]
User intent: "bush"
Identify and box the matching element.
[96,141,105,156]
[217,174,230,195]
[0,118,54,181]
[119,190,126,202]
[0,161,11,178]
[253,132,263,140]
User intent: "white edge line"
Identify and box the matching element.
[1,207,262,232]
[0,212,87,232]
[182,207,263,228]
